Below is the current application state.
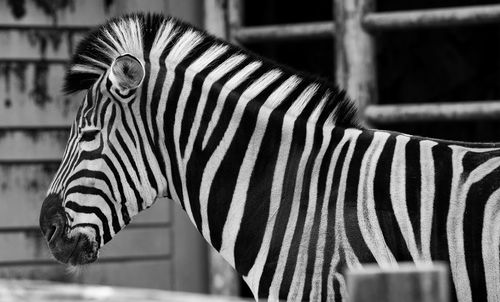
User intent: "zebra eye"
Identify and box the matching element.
[79,129,100,143]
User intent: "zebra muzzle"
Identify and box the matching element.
[39,194,97,265]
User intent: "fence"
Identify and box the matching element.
[0,279,253,302]
[347,263,449,302]
[206,1,500,124]
[0,263,449,302]
[203,0,500,296]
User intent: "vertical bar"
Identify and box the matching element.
[347,263,450,302]
[204,0,228,39]
[208,246,241,296]
[227,0,244,43]
[334,0,378,116]
[171,199,210,293]
[203,0,241,297]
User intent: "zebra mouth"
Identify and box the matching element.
[66,234,98,266]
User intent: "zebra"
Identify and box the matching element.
[38,13,500,302]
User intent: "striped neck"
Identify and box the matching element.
[146,20,360,218]
[148,23,356,270]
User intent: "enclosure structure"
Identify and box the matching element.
[1,0,499,299]
[209,1,500,122]
[0,0,208,294]
[203,0,500,296]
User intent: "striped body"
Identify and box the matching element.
[40,14,500,302]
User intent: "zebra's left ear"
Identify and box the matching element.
[107,54,145,102]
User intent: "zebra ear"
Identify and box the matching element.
[108,54,145,99]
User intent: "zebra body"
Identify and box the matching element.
[38,14,500,302]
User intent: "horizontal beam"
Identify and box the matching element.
[0,279,255,302]
[364,101,500,123]
[0,125,71,131]
[364,4,500,30]
[0,222,171,234]
[0,58,69,65]
[347,262,449,302]
[0,24,92,31]
[0,254,172,267]
[0,159,61,165]
[233,21,335,42]
[232,4,500,43]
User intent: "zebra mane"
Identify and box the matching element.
[64,13,361,128]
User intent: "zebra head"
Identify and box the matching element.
[39,52,154,266]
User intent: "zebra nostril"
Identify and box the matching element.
[44,224,59,243]
[40,193,66,245]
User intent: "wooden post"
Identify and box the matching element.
[363,4,500,30]
[207,246,241,296]
[204,0,228,39]
[365,101,500,123]
[334,0,377,117]
[346,263,450,302]
[203,0,241,297]
[227,0,244,44]
[233,22,335,43]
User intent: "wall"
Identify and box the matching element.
[0,0,207,292]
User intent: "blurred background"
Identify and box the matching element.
[0,0,499,300]
[0,0,209,297]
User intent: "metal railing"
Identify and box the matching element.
[234,4,500,42]
[233,21,335,42]
[365,101,500,123]
[364,4,500,30]
[222,2,500,124]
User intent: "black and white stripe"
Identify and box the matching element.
[45,13,500,302]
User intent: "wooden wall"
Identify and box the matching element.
[0,0,207,293]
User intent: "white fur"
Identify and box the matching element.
[390,135,422,263]
[358,131,398,267]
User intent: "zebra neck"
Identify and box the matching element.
[160,65,362,285]
[152,37,500,298]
